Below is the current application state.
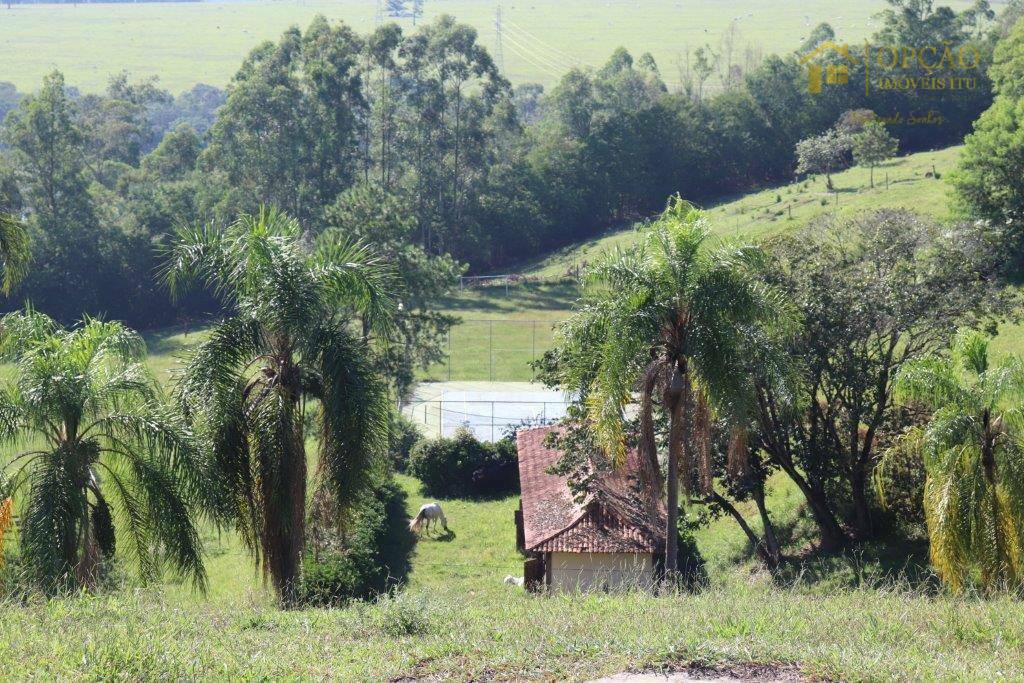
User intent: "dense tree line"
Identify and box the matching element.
[953,6,1024,263]
[0,0,1007,331]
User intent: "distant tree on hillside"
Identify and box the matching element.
[795,129,849,190]
[799,22,836,53]
[691,46,717,104]
[836,108,877,137]
[201,18,365,224]
[953,16,1024,259]
[851,121,898,188]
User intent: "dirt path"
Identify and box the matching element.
[588,664,806,683]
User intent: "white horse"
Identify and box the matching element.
[409,502,448,534]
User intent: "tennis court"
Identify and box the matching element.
[402,381,572,441]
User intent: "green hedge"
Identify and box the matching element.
[300,476,415,607]
[408,428,518,498]
[388,411,423,474]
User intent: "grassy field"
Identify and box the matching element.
[3,472,1024,679]
[523,145,962,278]
[0,0,981,93]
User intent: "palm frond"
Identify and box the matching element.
[305,324,390,508]
[895,329,1024,592]
[311,234,400,338]
[0,307,57,361]
[21,449,88,589]
[160,220,233,300]
[0,212,30,295]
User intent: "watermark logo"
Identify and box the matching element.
[800,41,983,96]
[800,41,857,94]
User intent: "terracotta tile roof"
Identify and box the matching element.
[516,425,666,554]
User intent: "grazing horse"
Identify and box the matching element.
[409,502,448,534]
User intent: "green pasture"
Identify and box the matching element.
[427,145,1015,381]
[524,145,962,278]
[0,0,978,93]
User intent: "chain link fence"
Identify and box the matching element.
[423,319,558,382]
[402,398,570,441]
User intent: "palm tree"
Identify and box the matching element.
[0,212,29,294]
[0,309,206,590]
[164,207,395,607]
[887,328,1024,593]
[553,196,790,574]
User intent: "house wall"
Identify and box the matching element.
[547,552,654,592]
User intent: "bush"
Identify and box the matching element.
[388,411,423,474]
[408,427,518,498]
[370,591,432,636]
[301,476,415,607]
[675,514,709,591]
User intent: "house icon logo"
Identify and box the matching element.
[799,41,859,94]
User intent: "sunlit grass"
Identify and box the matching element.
[523,146,962,278]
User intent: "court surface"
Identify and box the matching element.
[403,381,572,441]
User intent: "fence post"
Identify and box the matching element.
[532,322,536,366]
[447,328,452,381]
[489,320,494,382]
[491,401,495,442]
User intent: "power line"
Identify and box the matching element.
[502,28,579,74]
[502,38,565,79]
[501,18,685,91]
[503,20,581,68]
[502,32,570,78]
[494,3,505,74]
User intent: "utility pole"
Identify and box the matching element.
[494,4,505,73]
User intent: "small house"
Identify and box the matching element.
[514,425,666,592]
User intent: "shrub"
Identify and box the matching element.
[388,411,423,474]
[370,591,432,636]
[301,476,415,607]
[675,514,709,591]
[408,428,518,498]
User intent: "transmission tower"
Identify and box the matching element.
[494,4,505,73]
